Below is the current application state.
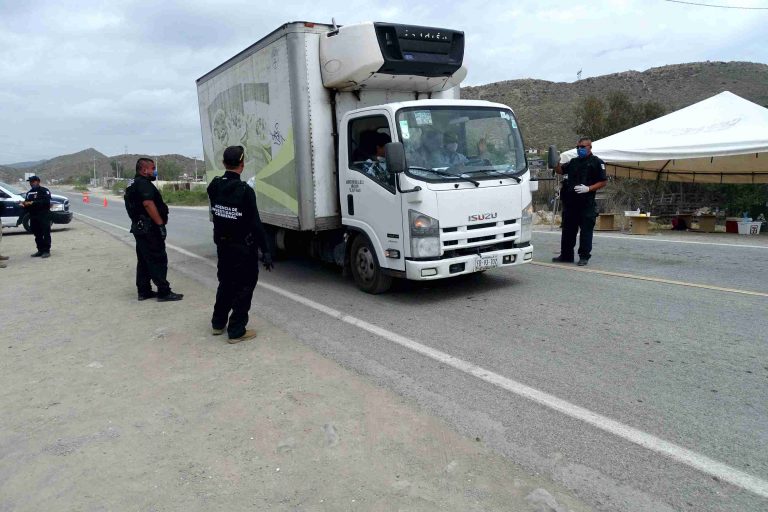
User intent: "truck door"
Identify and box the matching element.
[341,112,405,272]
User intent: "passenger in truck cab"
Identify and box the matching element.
[413,129,450,168]
[476,138,492,164]
[443,132,467,166]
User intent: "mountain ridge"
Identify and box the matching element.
[0,149,201,183]
[462,61,768,151]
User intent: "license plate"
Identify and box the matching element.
[474,256,498,271]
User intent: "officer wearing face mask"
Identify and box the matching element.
[124,157,183,301]
[552,137,607,266]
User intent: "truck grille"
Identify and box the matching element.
[440,218,519,256]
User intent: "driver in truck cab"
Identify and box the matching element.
[362,132,392,185]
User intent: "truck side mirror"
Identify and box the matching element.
[547,145,560,169]
[385,142,407,174]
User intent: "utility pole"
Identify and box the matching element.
[193,156,198,181]
[93,156,96,181]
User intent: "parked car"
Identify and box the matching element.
[0,181,73,232]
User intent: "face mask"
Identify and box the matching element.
[577,147,589,158]
[446,143,458,152]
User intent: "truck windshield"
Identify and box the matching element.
[396,106,527,182]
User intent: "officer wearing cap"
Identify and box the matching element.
[207,145,273,343]
[20,176,52,258]
[124,158,183,301]
[552,137,607,266]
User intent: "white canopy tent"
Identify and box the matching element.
[561,91,768,184]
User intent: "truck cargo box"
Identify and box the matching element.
[197,22,338,231]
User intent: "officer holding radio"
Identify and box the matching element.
[124,157,183,301]
[207,145,273,344]
[552,137,607,266]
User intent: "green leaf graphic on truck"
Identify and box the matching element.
[200,37,297,216]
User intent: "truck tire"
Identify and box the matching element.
[350,235,392,294]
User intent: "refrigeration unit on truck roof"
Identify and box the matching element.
[320,22,467,92]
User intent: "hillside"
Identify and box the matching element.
[462,61,768,151]
[0,165,15,182]
[1,149,202,183]
[5,159,46,169]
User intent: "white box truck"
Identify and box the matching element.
[196,21,537,293]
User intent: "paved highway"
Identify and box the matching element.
[49,191,768,511]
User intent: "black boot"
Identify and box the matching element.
[157,291,184,302]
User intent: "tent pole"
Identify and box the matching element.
[649,160,671,212]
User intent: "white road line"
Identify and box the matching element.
[75,213,768,499]
[533,229,768,250]
[74,214,214,265]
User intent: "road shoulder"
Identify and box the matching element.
[0,221,592,511]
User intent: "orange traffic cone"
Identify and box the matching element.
[103,197,108,207]
[83,192,89,203]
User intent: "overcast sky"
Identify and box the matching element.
[0,0,765,163]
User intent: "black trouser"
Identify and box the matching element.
[560,202,597,261]
[30,214,51,253]
[212,243,259,339]
[134,231,170,296]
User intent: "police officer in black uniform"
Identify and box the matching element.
[21,175,52,258]
[124,158,183,301]
[207,146,273,343]
[553,137,607,266]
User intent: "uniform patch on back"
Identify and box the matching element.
[211,204,243,219]
[601,163,605,170]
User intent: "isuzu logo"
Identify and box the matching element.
[468,212,498,222]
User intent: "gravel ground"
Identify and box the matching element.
[0,221,592,512]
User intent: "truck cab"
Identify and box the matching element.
[340,100,534,293]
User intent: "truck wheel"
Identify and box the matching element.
[21,214,31,233]
[350,235,392,294]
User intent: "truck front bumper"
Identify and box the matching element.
[404,245,533,280]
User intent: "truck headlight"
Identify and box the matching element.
[520,201,533,242]
[50,203,65,212]
[409,209,440,258]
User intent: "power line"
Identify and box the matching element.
[665,0,768,9]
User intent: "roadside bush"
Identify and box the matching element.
[73,184,89,192]
[112,182,128,195]
[161,187,209,206]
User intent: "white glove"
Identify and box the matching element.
[574,184,590,194]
